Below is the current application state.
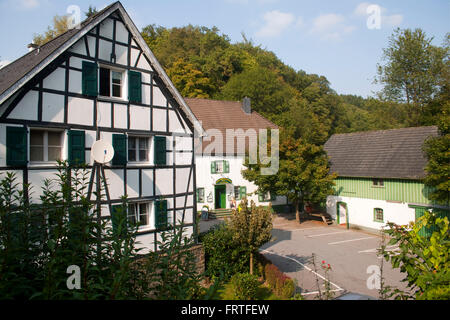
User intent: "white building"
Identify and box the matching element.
[0,2,204,253]
[324,126,448,232]
[185,97,285,215]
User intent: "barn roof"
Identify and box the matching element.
[185,98,278,155]
[324,126,439,180]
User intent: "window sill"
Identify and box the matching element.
[97,95,127,104]
[127,161,153,167]
[28,161,60,167]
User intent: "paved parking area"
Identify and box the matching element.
[261,215,408,299]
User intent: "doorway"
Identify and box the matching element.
[214,185,227,209]
[337,202,348,228]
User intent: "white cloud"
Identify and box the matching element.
[310,13,355,41]
[18,0,40,9]
[255,10,295,38]
[354,2,403,27]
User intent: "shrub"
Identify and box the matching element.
[264,263,296,299]
[200,224,250,281]
[230,273,260,300]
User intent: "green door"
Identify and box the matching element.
[215,185,226,209]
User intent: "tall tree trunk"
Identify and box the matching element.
[295,200,301,223]
[250,252,254,275]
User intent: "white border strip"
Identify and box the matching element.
[329,237,375,245]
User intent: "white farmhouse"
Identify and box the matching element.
[0,2,204,253]
[185,97,285,216]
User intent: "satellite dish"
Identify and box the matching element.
[91,140,115,164]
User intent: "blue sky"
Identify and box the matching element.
[0,0,448,97]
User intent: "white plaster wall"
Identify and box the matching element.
[152,86,166,107]
[326,195,416,230]
[176,167,192,194]
[8,91,38,121]
[155,168,173,196]
[141,169,154,197]
[104,169,125,200]
[69,39,87,56]
[137,56,152,71]
[113,103,127,129]
[28,170,58,202]
[126,169,139,198]
[152,108,166,132]
[43,67,65,92]
[42,92,64,123]
[129,105,150,131]
[115,44,128,66]
[68,97,93,126]
[98,39,112,62]
[68,70,82,94]
[97,102,111,127]
[99,18,114,39]
[169,109,186,133]
[115,21,129,44]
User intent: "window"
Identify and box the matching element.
[128,203,150,227]
[99,67,124,99]
[211,160,230,174]
[372,179,384,187]
[234,186,240,200]
[128,136,149,162]
[374,208,384,222]
[259,191,272,202]
[30,129,63,163]
[197,188,205,203]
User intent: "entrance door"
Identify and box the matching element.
[215,185,226,209]
[337,202,348,227]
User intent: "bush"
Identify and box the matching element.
[200,224,250,281]
[264,263,296,299]
[230,273,260,300]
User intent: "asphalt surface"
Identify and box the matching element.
[260,214,408,300]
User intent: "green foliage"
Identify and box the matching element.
[376,28,448,125]
[141,229,203,300]
[243,132,336,222]
[0,162,140,299]
[230,273,260,300]
[263,263,295,299]
[33,15,71,46]
[423,104,450,205]
[200,224,250,281]
[380,209,450,300]
[227,199,273,274]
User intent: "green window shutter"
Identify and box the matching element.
[211,161,217,174]
[154,136,167,165]
[224,160,230,173]
[155,200,168,230]
[240,186,247,200]
[82,61,98,97]
[6,126,27,166]
[112,134,127,165]
[111,205,127,237]
[258,192,264,202]
[68,130,85,166]
[128,70,142,103]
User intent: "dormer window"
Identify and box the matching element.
[99,67,124,99]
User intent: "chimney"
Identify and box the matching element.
[242,97,251,114]
[27,43,40,53]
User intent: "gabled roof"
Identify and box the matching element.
[185,98,278,155]
[0,1,204,136]
[324,126,439,180]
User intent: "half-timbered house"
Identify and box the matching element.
[0,2,204,253]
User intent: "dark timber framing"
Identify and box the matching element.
[0,10,198,249]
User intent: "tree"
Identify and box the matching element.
[226,199,273,275]
[85,6,98,18]
[376,28,447,125]
[33,15,71,46]
[423,103,450,206]
[380,210,450,300]
[243,131,336,223]
[165,58,215,98]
